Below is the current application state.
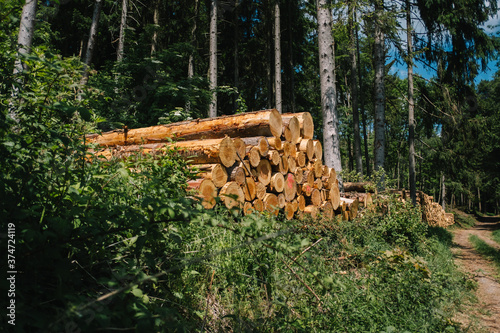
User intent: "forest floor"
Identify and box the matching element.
[451,211,500,332]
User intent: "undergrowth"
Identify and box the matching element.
[1,53,476,332]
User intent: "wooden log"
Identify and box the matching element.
[253,198,264,212]
[270,173,285,193]
[283,202,294,220]
[308,188,322,207]
[239,160,252,176]
[298,139,314,161]
[243,201,254,215]
[313,178,323,190]
[282,112,314,140]
[273,155,288,174]
[313,140,322,161]
[280,155,289,174]
[284,173,297,202]
[343,182,374,193]
[330,182,340,210]
[247,146,261,167]
[294,168,304,184]
[296,151,306,167]
[255,182,267,200]
[303,170,315,186]
[282,116,301,144]
[242,177,257,201]
[188,179,217,209]
[263,193,279,216]
[219,181,245,209]
[233,137,246,161]
[195,163,228,188]
[297,195,306,211]
[241,136,270,157]
[287,155,297,173]
[302,183,314,197]
[256,159,272,186]
[282,141,293,157]
[321,173,334,190]
[277,193,286,209]
[321,201,334,219]
[229,166,246,185]
[340,197,359,220]
[311,159,323,178]
[86,109,283,146]
[268,136,282,150]
[111,137,237,168]
[268,150,281,166]
[304,205,319,219]
[291,199,298,212]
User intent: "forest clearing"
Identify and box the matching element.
[2,0,500,332]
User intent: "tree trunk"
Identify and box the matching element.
[81,0,102,85]
[186,0,199,114]
[13,0,37,76]
[355,9,370,177]
[406,0,417,206]
[316,0,342,182]
[10,0,37,122]
[441,172,446,210]
[287,0,296,113]
[477,187,481,213]
[151,0,160,55]
[373,0,386,182]
[117,0,128,62]
[349,0,363,176]
[233,0,239,114]
[274,1,282,113]
[208,0,218,118]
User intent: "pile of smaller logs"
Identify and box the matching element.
[86,109,359,220]
[386,189,454,227]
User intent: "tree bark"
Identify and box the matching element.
[186,0,199,113]
[208,0,217,118]
[316,0,342,183]
[117,0,128,62]
[10,0,37,122]
[86,109,282,146]
[274,1,282,113]
[81,0,102,85]
[407,0,417,206]
[151,0,160,55]
[349,0,363,176]
[13,0,37,77]
[233,0,240,113]
[373,0,386,182]
[355,9,370,177]
[104,137,237,167]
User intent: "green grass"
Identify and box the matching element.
[493,229,500,245]
[469,235,500,279]
[452,210,477,228]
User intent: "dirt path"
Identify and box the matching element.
[452,214,500,332]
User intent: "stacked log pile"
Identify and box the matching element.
[87,109,356,220]
[416,191,454,227]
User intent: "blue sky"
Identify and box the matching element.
[390,7,499,84]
